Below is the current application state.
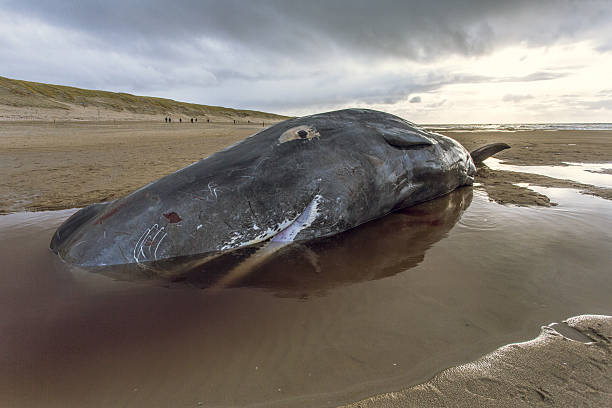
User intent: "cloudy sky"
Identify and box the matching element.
[1,0,612,123]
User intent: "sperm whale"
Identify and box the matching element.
[50,108,508,266]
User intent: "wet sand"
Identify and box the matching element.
[0,121,273,213]
[448,130,612,206]
[343,315,612,408]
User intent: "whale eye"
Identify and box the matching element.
[278,125,321,144]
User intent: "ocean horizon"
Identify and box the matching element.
[422,123,612,131]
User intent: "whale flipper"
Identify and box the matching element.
[470,143,511,165]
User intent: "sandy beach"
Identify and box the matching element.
[3,1,611,405]
[0,121,275,213]
[1,120,611,407]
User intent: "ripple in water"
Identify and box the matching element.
[458,190,500,231]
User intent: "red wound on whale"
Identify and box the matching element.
[163,212,182,223]
[96,202,128,224]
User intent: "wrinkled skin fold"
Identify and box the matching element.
[51,109,477,266]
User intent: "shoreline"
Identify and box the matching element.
[449,130,612,207]
[341,314,612,408]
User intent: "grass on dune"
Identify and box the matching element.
[0,75,288,119]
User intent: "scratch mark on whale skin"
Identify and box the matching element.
[154,233,168,260]
[208,182,219,200]
[133,224,167,263]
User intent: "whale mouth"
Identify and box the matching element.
[218,194,324,252]
[211,194,324,289]
[271,195,323,243]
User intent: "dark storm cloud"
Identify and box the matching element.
[3,0,612,61]
[0,0,611,114]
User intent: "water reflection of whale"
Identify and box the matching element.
[94,187,472,296]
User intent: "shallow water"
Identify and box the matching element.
[484,157,612,188]
[2,187,611,407]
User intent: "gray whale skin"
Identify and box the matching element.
[51,108,507,266]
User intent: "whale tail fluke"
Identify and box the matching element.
[470,143,511,165]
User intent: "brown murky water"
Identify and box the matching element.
[2,187,611,407]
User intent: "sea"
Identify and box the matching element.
[422,123,612,132]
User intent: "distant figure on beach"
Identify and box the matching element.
[164,117,168,123]
[190,118,193,123]
[168,117,172,123]
[233,119,236,124]
[179,118,182,123]
[195,118,197,123]
[207,119,210,123]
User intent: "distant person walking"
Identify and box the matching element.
[190,118,193,123]
[179,118,182,123]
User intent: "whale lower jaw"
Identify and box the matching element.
[211,195,324,288]
[217,194,324,252]
[271,195,323,242]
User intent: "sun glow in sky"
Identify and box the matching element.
[1,0,611,123]
[386,41,612,123]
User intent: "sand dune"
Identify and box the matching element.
[0,75,288,122]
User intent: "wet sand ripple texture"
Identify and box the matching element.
[340,315,612,408]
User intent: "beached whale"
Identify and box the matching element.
[97,187,474,293]
[51,108,508,266]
